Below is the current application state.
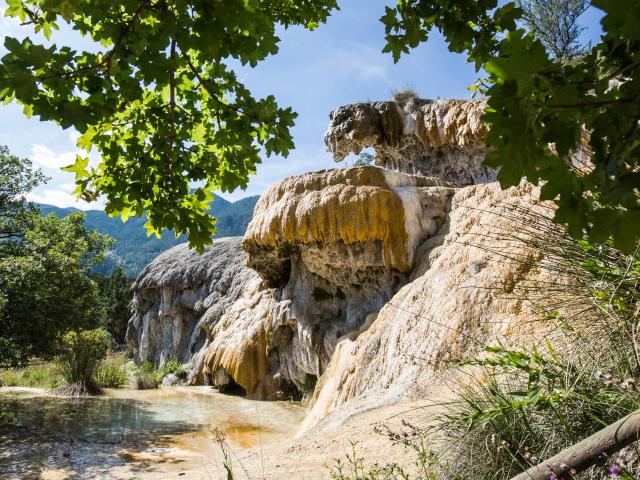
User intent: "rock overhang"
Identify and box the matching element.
[242,165,455,286]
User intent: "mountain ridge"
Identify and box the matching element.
[38,194,260,275]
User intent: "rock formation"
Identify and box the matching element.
[127,165,457,399]
[304,181,550,426]
[127,94,560,434]
[324,92,494,184]
[126,237,260,372]
[232,166,455,395]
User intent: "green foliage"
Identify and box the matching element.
[95,352,128,388]
[95,267,132,344]
[353,152,374,167]
[0,146,112,366]
[130,358,186,389]
[134,369,159,390]
[0,360,63,389]
[381,0,640,252]
[57,328,109,394]
[132,360,164,389]
[0,145,47,243]
[0,210,112,365]
[441,343,640,479]
[0,0,338,251]
[430,229,640,479]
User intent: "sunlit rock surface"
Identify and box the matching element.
[127,165,457,400]
[127,95,556,435]
[198,166,455,397]
[325,93,494,184]
[126,237,259,371]
[304,181,549,427]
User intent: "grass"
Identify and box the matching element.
[422,208,640,479]
[0,360,64,389]
[132,359,186,389]
[95,352,129,388]
[1,351,131,391]
[55,328,109,396]
[157,358,187,381]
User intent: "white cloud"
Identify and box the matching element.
[0,6,23,35]
[31,144,79,170]
[68,129,81,146]
[26,189,101,210]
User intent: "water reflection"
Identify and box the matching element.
[0,394,189,443]
[0,387,304,446]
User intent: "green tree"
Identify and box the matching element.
[381,0,640,251]
[0,145,46,242]
[96,266,132,344]
[353,152,374,167]
[518,0,590,62]
[0,0,337,250]
[0,211,112,366]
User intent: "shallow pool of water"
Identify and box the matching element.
[0,386,304,448]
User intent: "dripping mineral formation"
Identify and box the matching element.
[127,93,554,428]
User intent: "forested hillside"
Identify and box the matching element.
[39,195,259,275]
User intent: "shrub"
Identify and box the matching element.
[96,363,127,388]
[438,342,640,480]
[56,328,109,396]
[425,210,640,479]
[157,359,186,381]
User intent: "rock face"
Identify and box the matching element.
[200,166,455,397]
[324,93,494,184]
[126,237,260,372]
[304,181,550,426]
[127,165,458,400]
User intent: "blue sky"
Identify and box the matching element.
[0,1,604,208]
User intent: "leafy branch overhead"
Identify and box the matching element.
[381,0,640,252]
[0,0,338,250]
[1,0,639,252]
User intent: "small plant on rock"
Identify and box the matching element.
[157,359,186,381]
[133,361,158,389]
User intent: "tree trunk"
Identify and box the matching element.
[510,410,640,480]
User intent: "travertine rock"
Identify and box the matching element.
[325,94,494,184]
[305,181,550,427]
[127,165,458,398]
[125,237,260,373]
[126,95,562,437]
[233,166,456,393]
[244,166,453,280]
